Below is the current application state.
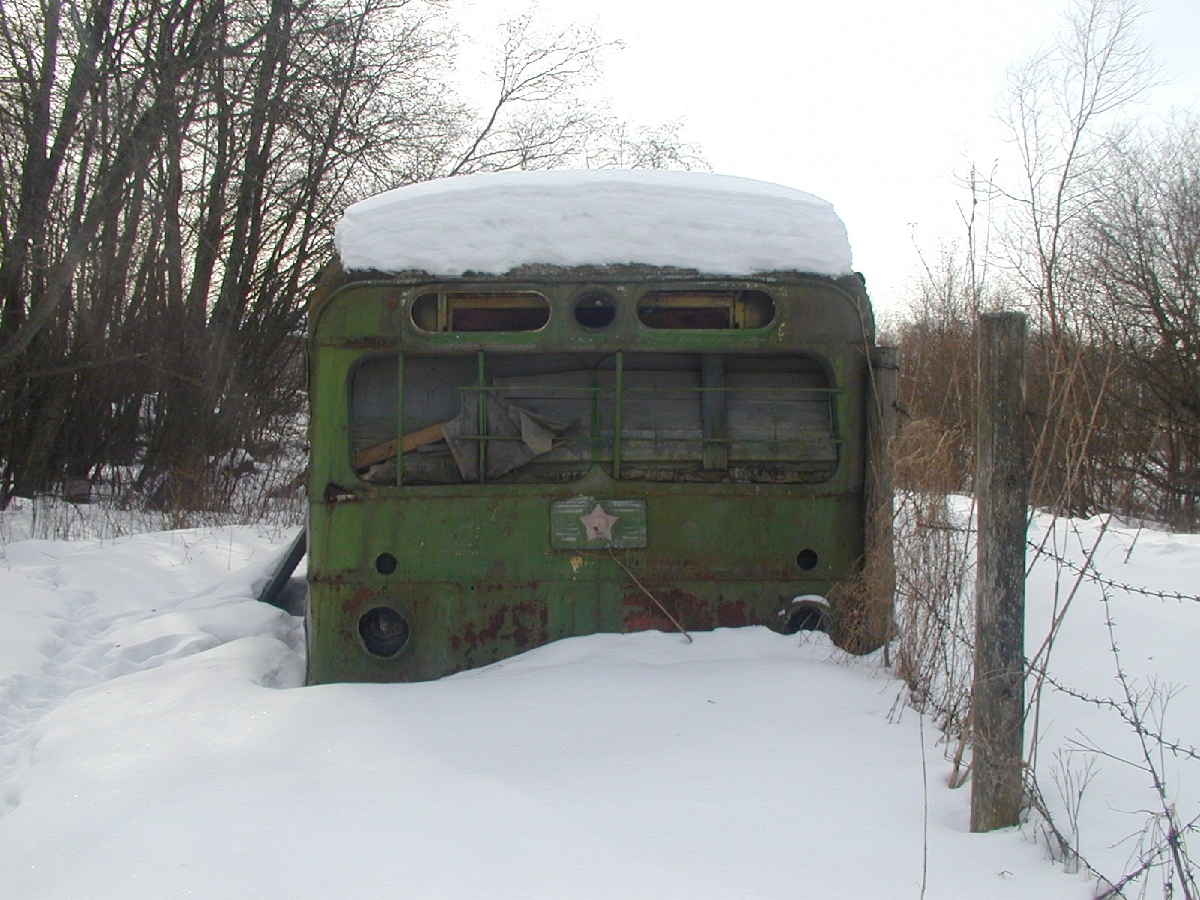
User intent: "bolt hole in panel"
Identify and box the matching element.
[796,548,819,570]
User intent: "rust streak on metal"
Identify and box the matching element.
[715,599,753,628]
[450,601,550,659]
[621,589,761,633]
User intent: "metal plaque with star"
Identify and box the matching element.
[550,497,647,549]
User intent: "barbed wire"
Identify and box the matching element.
[1030,664,1200,764]
[896,511,1200,893]
[1026,539,1200,603]
[897,505,1200,602]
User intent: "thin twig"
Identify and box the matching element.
[919,708,929,900]
[606,549,693,643]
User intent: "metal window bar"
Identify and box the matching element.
[456,388,842,449]
[395,354,404,486]
[405,354,841,482]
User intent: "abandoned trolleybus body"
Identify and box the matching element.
[306,171,894,684]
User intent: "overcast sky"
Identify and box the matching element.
[456,0,1200,314]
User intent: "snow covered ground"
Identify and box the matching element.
[0,505,1195,899]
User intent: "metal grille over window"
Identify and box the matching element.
[350,357,399,485]
[348,352,838,485]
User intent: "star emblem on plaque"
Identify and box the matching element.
[579,503,620,542]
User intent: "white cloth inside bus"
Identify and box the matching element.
[442,394,568,481]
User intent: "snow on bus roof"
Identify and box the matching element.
[334,170,854,278]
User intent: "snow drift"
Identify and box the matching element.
[333,170,855,278]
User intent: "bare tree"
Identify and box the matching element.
[1083,119,1200,527]
[998,0,1157,331]
[446,10,611,176]
[0,0,705,509]
[991,0,1158,518]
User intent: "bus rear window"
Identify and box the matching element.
[411,291,550,332]
[636,290,775,329]
[347,351,836,487]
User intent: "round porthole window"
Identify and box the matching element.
[573,291,617,329]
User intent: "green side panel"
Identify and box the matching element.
[306,479,864,684]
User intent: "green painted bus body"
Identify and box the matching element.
[306,268,878,683]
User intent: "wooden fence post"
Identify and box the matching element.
[971,311,1028,833]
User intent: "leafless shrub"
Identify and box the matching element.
[890,410,977,739]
